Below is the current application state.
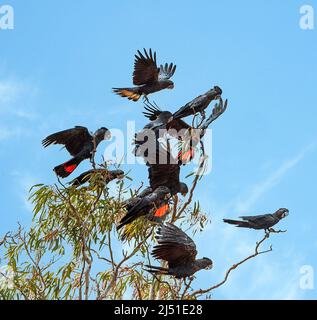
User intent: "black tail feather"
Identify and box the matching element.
[223,219,251,228]
[144,265,169,275]
[117,214,137,231]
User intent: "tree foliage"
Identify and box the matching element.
[0,155,280,301]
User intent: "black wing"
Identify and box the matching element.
[117,191,158,230]
[158,63,176,81]
[240,214,276,224]
[172,94,206,120]
[133,49,159,85]
[123,187,153,211]
[148,140,180,191]
[173,87,222,120]
[42,126,92,156]
[152,223,197,268]
[143,101,191,136]
[148,163,180,192]
[143,101,163,121]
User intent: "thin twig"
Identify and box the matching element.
[180,276,195,300]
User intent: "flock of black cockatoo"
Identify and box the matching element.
[42,49,289,279]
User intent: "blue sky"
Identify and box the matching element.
[0,0,316,299]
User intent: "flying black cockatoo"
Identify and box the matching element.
[113,48,176,102]
[145,223,213,279]
[117,186,171,230]
[42,126,111,178]
[147,139,188,196]
[134,101,195,163]
[70,169,124,187]
[223,208,289,231]
[172,86,222,120]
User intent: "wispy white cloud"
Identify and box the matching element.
[10,171,39,213]
[0,78,39,141]
[234,142,317,214]
[0,79,38,120]
[0,82,17,104]
[0,127,23,140]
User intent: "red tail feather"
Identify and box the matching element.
[54,159,79,178]
[64,164,77,173]
[154,204,169,218]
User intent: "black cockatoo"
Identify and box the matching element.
[147,139,188,196]
[145,223,213,279]
[172,86,222,120]
[134,101,195,163]
[223,208,289,231]
[113,49,176,102]
[70,169,124,187]
[42,126,111,178]
[117,186,171,230]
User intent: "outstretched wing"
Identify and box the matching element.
[143,101,162,120]
[158,63,176,80]
[133,49,159,85]
[152,223,197,268]
[42,126,92,156]
[148,140,180,191]
[148,164,180,193]
[143,101,190,134]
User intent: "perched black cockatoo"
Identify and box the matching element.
[172,86,222,120]
[113,49,176,102]
[145,223,213,279]
[119,187,155,241]
[117,186,171,230]
[70,169,124,187]
[42,126,111,178]
[223,208,289,231]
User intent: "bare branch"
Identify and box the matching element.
[190,231,274,297]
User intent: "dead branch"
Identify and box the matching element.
[190,230,274,297]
